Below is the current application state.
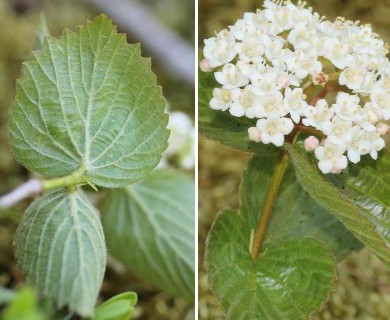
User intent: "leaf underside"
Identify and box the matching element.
[15,189,106,317]
[10,15,169,188]
[101,169,195,301]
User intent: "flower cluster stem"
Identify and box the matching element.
[251,151,290,260]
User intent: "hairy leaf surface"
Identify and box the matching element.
[101,169,195,301]
[15,189,106,317]
[206,210,335,320]
[206,154,338,319]
[198,67,276,154]
[95,292,137,320]
[10,15,169,187]
[286,144,390,267]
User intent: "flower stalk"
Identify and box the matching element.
[251,151,290,259]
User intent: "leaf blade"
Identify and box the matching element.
[206,210,336,320]
[15,189,106,317]
[241,155,362,260]
[100,169,195,301]
[285,144,390,267]
[10,15,169,187]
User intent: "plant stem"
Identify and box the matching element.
[292,125,325,138]
[251,151,290,259]
[42,164,87,191]
[0,179,42,209]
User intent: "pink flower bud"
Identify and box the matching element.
[248,127,261,143]
[331,168,342,174]
[277,74,290,87]
[376,122,389,135]
[304,136,319,151]
[200,59,213,72]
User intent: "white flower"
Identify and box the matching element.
[202,0,390,174]
[231,18,258,41]
[302,99,334,131]
[339,67,366,91]
[322,116,353,144]
[285,49,322,79]
[331,92,362,122]
[235,37,265,63]
[264,2,296,31]
[324,39,353,69]
[215,63,250,89]
[203,30,236,68]
[367,131,385,160]
[257,92,288,118]
[263,35,285,62]
[314,141,348,174]
[256,116,294,146]
[230,85,262,118]
[370,85,390,120]
[284,87,308,123]
[210,88,234,111]
[288,22,318,50]
[346,126,371,163]
[250,68,281,96]
[160,111,195,170]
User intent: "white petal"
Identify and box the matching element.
[314,146,325,160]
[318,160,333,174]
[214,72,226,85]
[347,150,361,164]
[271,133,284,146]
[335,155,348,169]
[229,104,245,117]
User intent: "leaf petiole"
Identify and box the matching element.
[42,164,87,191]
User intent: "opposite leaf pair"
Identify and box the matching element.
[8,14,195,318]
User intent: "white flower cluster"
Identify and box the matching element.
[159,111,195,170]
[201,0,390,174]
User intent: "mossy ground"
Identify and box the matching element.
[199,0,390,319]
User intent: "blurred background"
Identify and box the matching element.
[0,0,194,318]
[199,1,390,319]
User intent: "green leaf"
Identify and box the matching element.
[206,210,336,320]
[241,155,362,260]
[15,189,106,317]
[198,66,276,154]
[94,292,137,320]
[2,287,45,320]
[329,151,390,248]
[100,169,195,301]
[285,144,390,267]
[10,15,169,188]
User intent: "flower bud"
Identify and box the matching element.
[376,122,389,135]
[248,127,261,142]
[304,136,319,151]
[200,59,213,72]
